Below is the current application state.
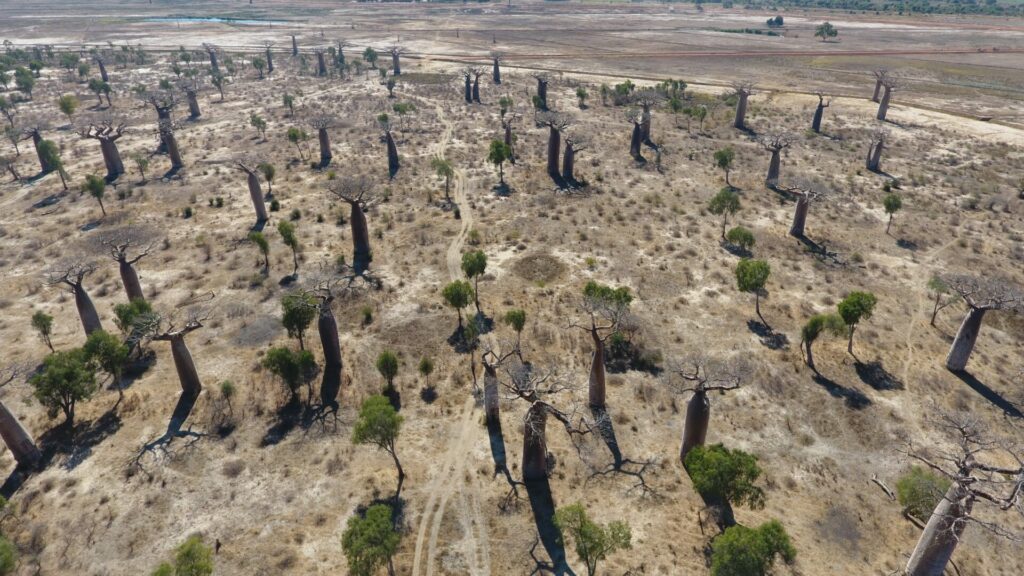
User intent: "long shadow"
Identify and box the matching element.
[162,166,183,180]
[119,350,156,391]
[746,320,789,351]
[795,234,843,265]
[32,191,67,209]
[261,395,306,446]
[896,238,919,251]
[854,361,904,391]
[953,370,1023,418]
[525,478,574,576]
[721,241,751,259]
[28,409,124,475]
[812,373,872,410]
[250,219,268,233]
[487,418,510,479]
[590,406,622,469]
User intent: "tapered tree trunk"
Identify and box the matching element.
[867,140,884,172]
[464,76,472,103]
[318,127,332,167]
[266,48,274,74]
[546,126,560,177]
[166,132,184,169]
[472,77,481,103]
[99,139,124,180]
[169,336,202,395]
[208,51,219,76]
[504,123,514,160]
[871,78,882,103]
[629,122,642,159]
[291,35,298,56]
[32,132,52,173]
[588,328,606,408]
[118,258,145,303]
[349,201,371,274]
[641,104,652,142]
[318,301,343,408]
[877,86,892,121]
[790,194,810,238]
[811,103,825,132]
[97,58,109,82]
[804,338,816,371]
[385,132,399,176]
[562,143,575,181]
[492,58,500,84]
[680,389,710,463]
[73,284,102,335]
[537,79,548,109]
[0,401,42,468]
[316,52,327,77]
[905,483,973,576]
[186,91,201,119]
[392,53,401,75]
[484,363,499,427]
[522,403,549,481]
[765,149,781,188]
[734,93,748,130]
[155,106,171,154]
[246,171,268,223]
[945,308,986,371]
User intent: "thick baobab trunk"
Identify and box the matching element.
[765,149,781,188]
[318,127,332,167]
[546,126,560,177]
[871,78,882,103]
[562,143,575,181]
[166,132,184,169]
[522,403,549,481]
[472,76,481,103]
[32,132,52,173]
[349,201,371,274]
[629,122,642,159]
[385,132,399,176]
[537,79,548,109]
[208,51,219,75]
[867,140,883,172]
[73,285,103,335]
[186,91,201,119]
[155,106,171,154]
[316,52,327,77]
[789,194,810,238]
[905,484,973,576]
[96,58,109,82]
[246,171,268,223]
[266,48,274,74]
[484,363,499,427]
[641,104,652,142]
[464,76,472,103]
[492,58,501,84]
[99,139,125,180]
[0,401,42,468]
[811,102,826,133]
[318,302,343,408]
[680,389,710,463]
[588,329,606,408]
[391,52,401,75]
[291,35,298,56]
[169,336,202,395]
[504,123,513,158]
[945,308,986,371]
[734,92,748,130]
[877,86,892,121]
[118,258,145,303]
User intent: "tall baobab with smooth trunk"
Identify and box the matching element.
[667,357,747,463]
[626,108,643,161]
[784,177,830,238]
[758,132,792,189]
[78,119,126,181]
[562,133,587,182]
[573,281,632,409]
[263,41,275,74]
[876,76,897,121]
[811,92,831,133]
[490,51,503,84]
[234,160,269,225]
[147,311,207,397]
[99,227,156,303]
[158,119,184,171]
[141,89,178,154]
[481,347,516,427]
[866,128,886,172]
[538,111,569,179]
[95,53,109,82]
[533,73,549,110]
[46,262,103,336]
[461,69,473,103]
[307,270,346,410]
[378,114,399,177]
[22,123,53,173]
[472,68,485,103]
[871,68,888,103]
[0,365,43,468]
[309,114,334,167]
[388,46,404,75]
[179,78,202,119]
[899,410,1024,576]
[730,81,755,131]
[291,34,298,57]
[941,275,1022,371]
[631,89,665,143]
[327,176,378,275]
[313,48,327,77]
[203,43,220,76]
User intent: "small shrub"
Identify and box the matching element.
[270,199,281,212]
[896,466,950,519]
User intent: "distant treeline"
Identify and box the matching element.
[691,0,1024,16]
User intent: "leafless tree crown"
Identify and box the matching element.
[942,275,1023,311]
[327,175,377,206]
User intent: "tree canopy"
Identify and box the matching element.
[684,444,766,509]
[553,503,632,576]
[711,520,796,576]
[341,504,400,576]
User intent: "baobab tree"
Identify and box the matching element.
[784,177,830,238]
[95,52,109,83]
[759,132,792,189]
[472,68,485,103]
[388,46,405,75]
[631,89,665,143]
[202,43,220,76]
[21,121,53,173]
[98,226,156,303]
[490,51,503,84]
[263,41,275,74]
[730,81,755,130]
[626,108,644,161]
[538,110,570,179]
[313,47,328,77]
[179,78,202,119]
[866,128,887,172]
[501,110,520,162]
[871,68,888,103]
[562,132,587,182]
[234,159,269,226]
[481,346,517,427]
[0,365,43,468]
[899,409,1024,576]
[78,118,126,181]
[46,262,103,336]
[141,89,178,154]
[309,114,335,167]
[811,92,831,133]
[327,176,378,275]
[306,268,347,410]
[876,75,898,121]
[461,68,473,104]
[144,309,207,397]
[533,73,550,110]
[573,281,633,409]
[291,34,299,57]
[378,113,399,177]
[158,119,185,171]
[667,356,747,463]
[942,275,1022,371]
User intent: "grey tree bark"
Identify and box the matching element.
[904,483,973,576]
[0,400,42,468]
[588,328,606,408]
[546,125,560,177]
[74,283,103,336]
[945,308,985,371]
[522,402,549,481]
[680,389,710,463]
[790,193,810,238]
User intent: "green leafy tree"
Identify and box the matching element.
[258,162,275,194]
[553,503,631,576]
[209,70,226,100]
[735,259,771,327]
[249,113,267,140]
[0,536,16,576]
[248,231,270,273]
[685,444,766,509]
[58,94,78,123]
[262,346,316,400]
[77,62,90,80]
[487,139,511,185]
[897,466,951,519]
[353,395,404,493]
[376,350,399,390]
[282,92,295,116]
[252,56,266,79]
[171,535,214,576]
[461,250,488,314]
[883,192,902,234]
[431,157,454,203]
[418,357,434,381]
[37,139,68,188]
[113,298,153,349]
[131,152,150,183]
[815,21,839,42]
[82,174,107,216]
[503,308,527,353]
[442,280,474,330]
[341,504,400,576]
[927,275,955,327]
[713,146,735,187]
[711,520,796,576]
[575,86,588,108]
[708,187,741,239]
[0,95,15,128]
[362,47,378,68]
[84,329,129,395]
[30,348,98,425]
[14,67,34,98]
[837,291,877,355]
[281,291,316,349]
[286,126,309,160]
[498,95,513,118]
[278,220,300,276]
[31,310,55,352]
[725,226,754,251]
[800,313,845,372]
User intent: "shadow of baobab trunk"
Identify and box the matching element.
[525,477,575,576]
[590,405,623,469]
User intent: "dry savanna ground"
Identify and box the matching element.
[0,2,1023,575]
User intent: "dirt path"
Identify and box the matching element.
[899,235,961,381]
[410,103,491,576]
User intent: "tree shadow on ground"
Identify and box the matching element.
[812,373,872,410]
[492,182,512,197]
[896,238,919,251]
[721,241,752,259]
[746,320,789,350]
[854,361,904,391]
[525,478,574,576]
[132,390,203,473]
[796,235,843,266]
[419,385,437,404]
[31,191,66,210]
[118,349,156,391]
[586,406,658,496]
[27,408,124,475]
[952,370,1023,418]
